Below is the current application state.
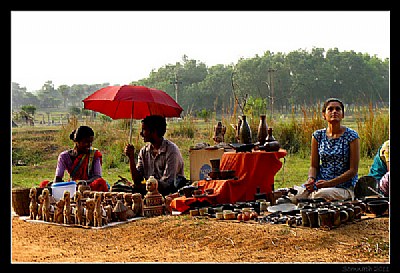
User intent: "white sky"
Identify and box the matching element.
[11,11,390,92]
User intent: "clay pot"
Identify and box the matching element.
[339,208,349,224]
[306,209,319,228]
[367,200,389,216]
[239,115,252,144]
[219,170,235,180]
[209,158,221,172]
[257,115,268,145]
[318,210,333,229]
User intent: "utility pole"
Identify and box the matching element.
[268,68,276,118]
[170,73,182,103]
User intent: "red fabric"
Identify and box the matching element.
[215,149,287,202]
[89,178,109,192]
[170,149,287,212]
[70,149,102,181]
[39,180,50,188]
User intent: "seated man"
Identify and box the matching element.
[124,115,187,196]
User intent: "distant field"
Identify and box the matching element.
[11,118,373,189]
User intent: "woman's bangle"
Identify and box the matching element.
[308,176,316,181]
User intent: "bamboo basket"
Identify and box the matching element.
[12,187,31,216]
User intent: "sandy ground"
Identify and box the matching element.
[10,210,390,266]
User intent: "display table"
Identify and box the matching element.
[170,149,287,212]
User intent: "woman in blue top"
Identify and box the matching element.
[293,98,360,202]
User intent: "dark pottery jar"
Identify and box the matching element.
[257,115,268,145]
[239,115,252,144]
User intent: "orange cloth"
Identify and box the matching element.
[170,194,218,212]
[199,149,287,204]
[171,149,287,212]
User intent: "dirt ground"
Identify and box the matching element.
[10,210,390,265]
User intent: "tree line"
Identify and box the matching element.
[12,47,389,116]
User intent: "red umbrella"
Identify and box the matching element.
[82,85,183,142]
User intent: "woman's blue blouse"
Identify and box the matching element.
[313,127,359,189]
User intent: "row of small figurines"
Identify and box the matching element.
[27,187,166,227]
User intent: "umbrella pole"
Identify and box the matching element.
[129,117,133,144]
[129,103,134,144]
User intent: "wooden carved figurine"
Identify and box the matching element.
[123,193,135,219]
[41,188,51,222]
[29,187,38,220]
[143,176,165,217]
[37,194,44,220]
[63,190,72,225]
[93,192,103,227]
[131,193,144,217]
[103,205,113,224]
[123,193,133,207]
[113,200,128,221]
[54,199,65,224]
[85,198,95,226]
[213,121,226,144]
[74,191,84,225]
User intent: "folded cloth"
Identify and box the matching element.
[90,178,109,192]
[39,180,50,188]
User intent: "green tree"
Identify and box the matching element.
[58,84,70,108]
[21,105,37,116]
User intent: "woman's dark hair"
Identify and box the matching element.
[142,115,167,137]
[322,98,345,115]
[70,126,94,142]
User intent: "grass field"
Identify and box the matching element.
[11,117,374,189]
